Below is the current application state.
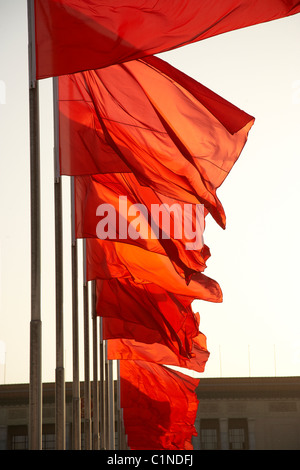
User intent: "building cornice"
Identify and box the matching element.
[196,376,300,400]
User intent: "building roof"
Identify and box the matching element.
[1,377,300,406]
[196,376,300,399]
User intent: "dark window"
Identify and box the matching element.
[7,424,56,450]
[7,425,28,450]
[12,433,28,450]
[42,424,55,450]
[200,419,220,450]
[228,418,249,450]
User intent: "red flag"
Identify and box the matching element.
[74,172,210,281]
[97,278,200,358]
[121,426,195,451]
[120,360,199,450]
[107,332,209,374]
[35,0,300,79]
[59,56,254,228]
[86,238,222,303]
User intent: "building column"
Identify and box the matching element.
[220,418,229,449]
[248,418,256,450]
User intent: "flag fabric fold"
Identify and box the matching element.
[119,360,200,450]
[74,172,210,281]
[35,0,300,79]
[86,238,223,303]
[97,278,200,359]
[59,56,255,229]
[107,332,209,374]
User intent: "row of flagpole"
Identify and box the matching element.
[27,0,125,450]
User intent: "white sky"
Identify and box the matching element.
[0,2,300,384]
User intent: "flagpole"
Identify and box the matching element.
[117,360,123,449]
[53,76,65,451]
[109,358,115,450]
[117,361,128,450]
[105,340,111,449]
[27,0,42,450]
[70,177,81,449]
[91,280,100,449]
[99,315,106,450]
[83,239,92,449]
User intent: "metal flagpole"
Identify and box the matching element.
[117,361,128,450]
[70,177,81,449]
[105,340,111,449]
[117,360,122,450]
[109,358,115,450]
[91,280,100,449]
[53,76,65,451]
[83,239,92,449]
[27,0,42,450]
[99,315,106,450]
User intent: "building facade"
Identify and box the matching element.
[193,376,300,450]
[0,376,300,450]
[0,382,73,450]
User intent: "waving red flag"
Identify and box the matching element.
[74,172,209,281]
[97,278,200,358]
[86,238,222,303]
[35,0,300,79]
[107,332,209,374]
[120,360,199,450]
[59,56,254,228]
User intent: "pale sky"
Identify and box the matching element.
[0,1,300,384]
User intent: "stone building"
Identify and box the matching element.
[193,376,300,450]
[1,376,300,450]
